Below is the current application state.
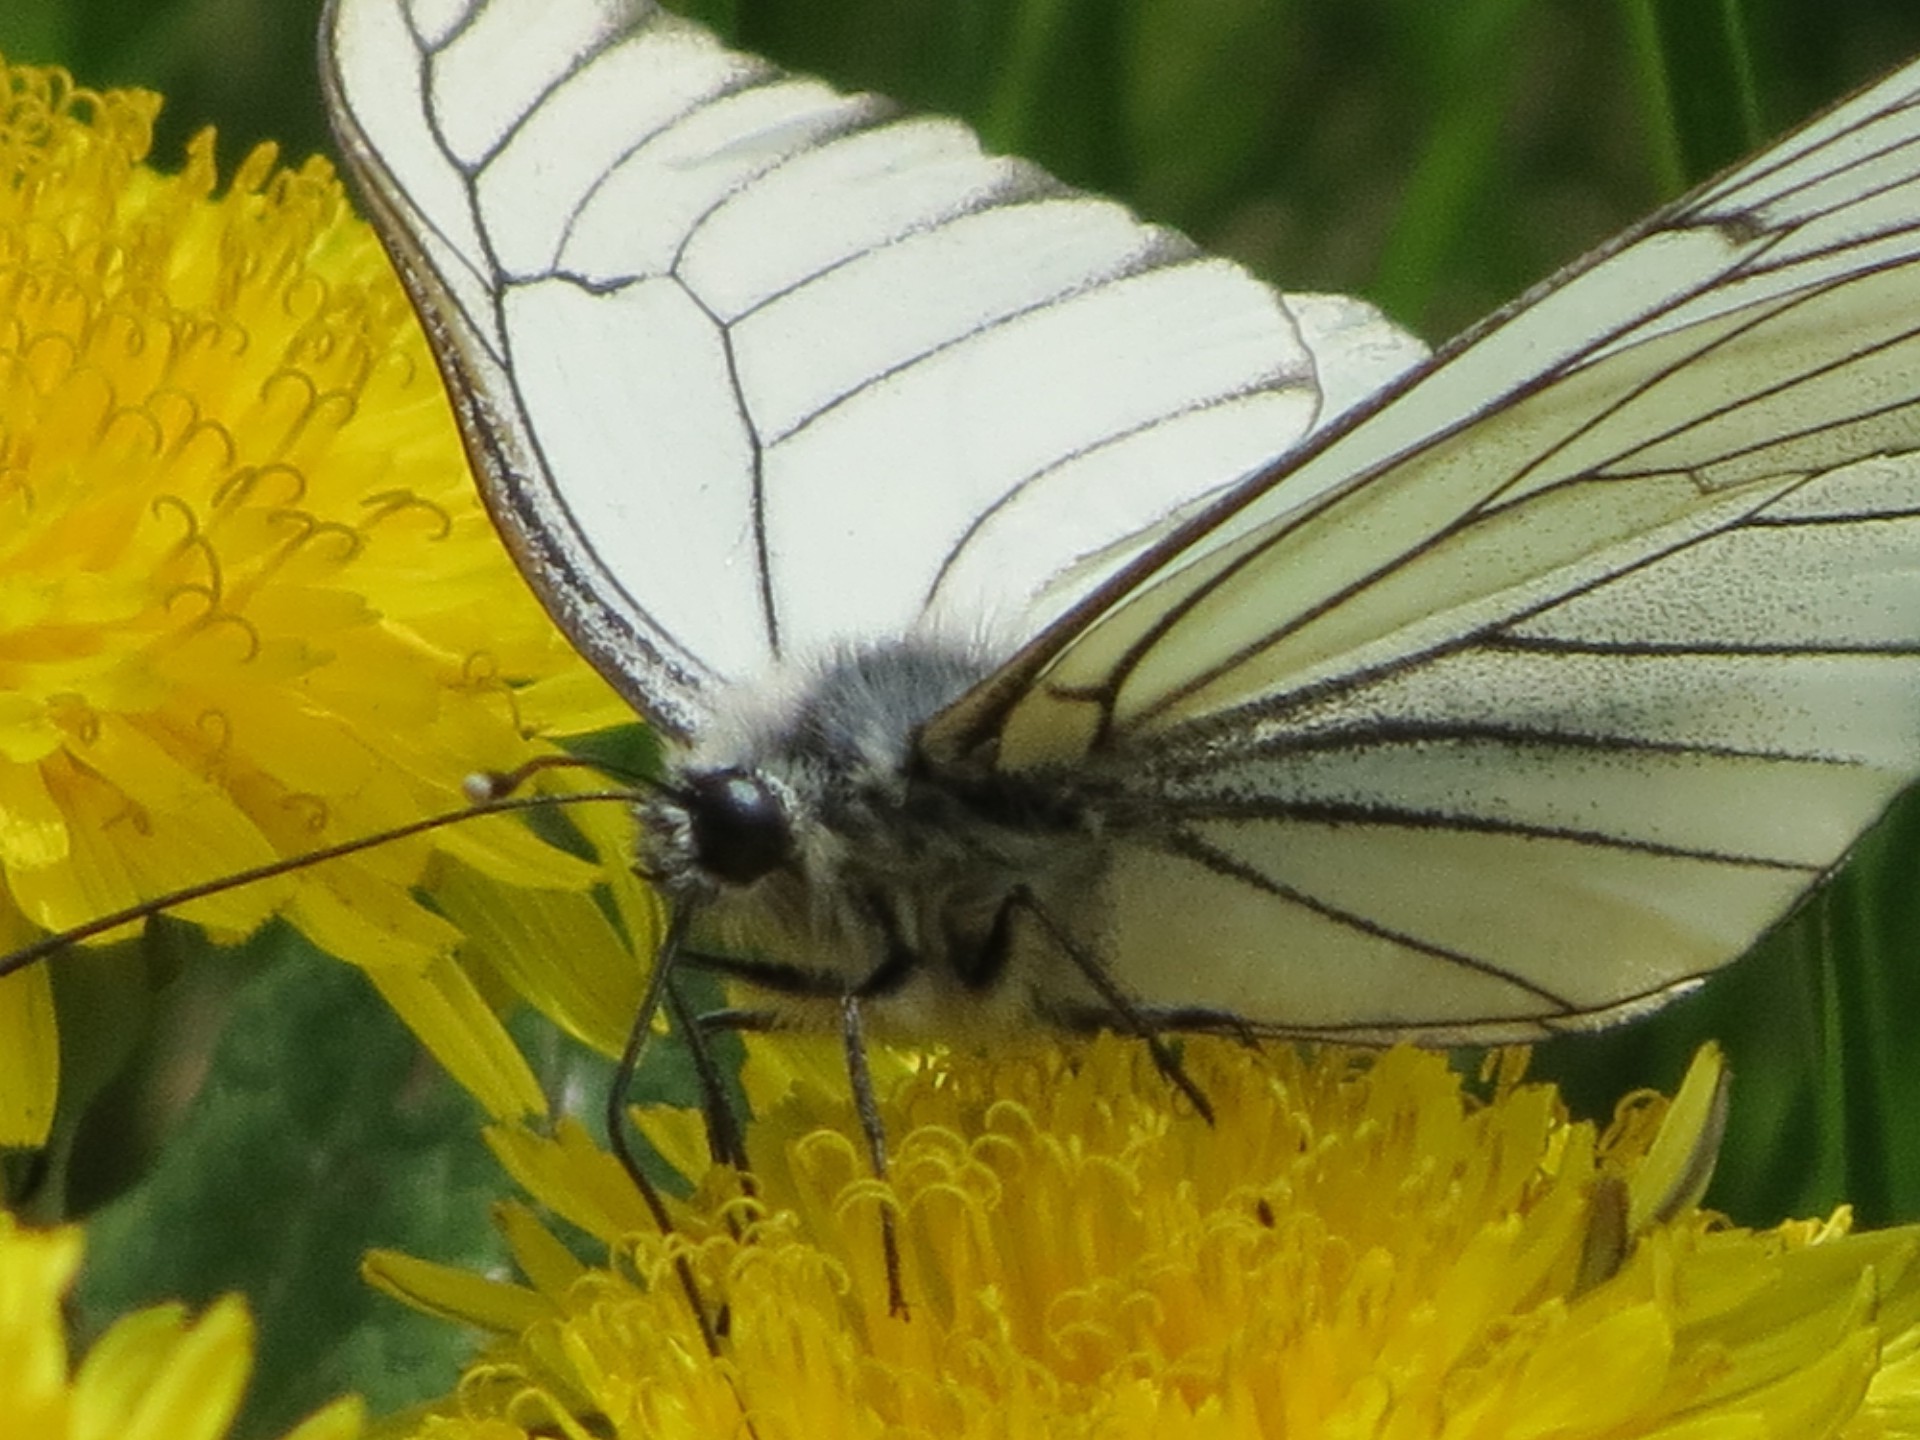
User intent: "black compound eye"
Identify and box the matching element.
[683,769,793,886]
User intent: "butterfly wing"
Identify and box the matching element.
[326,0,1920,1042]
[319,0,1425,742]
[923,58,1920,1039]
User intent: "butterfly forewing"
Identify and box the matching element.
[320,0,1424,743]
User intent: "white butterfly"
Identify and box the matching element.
[319,0,1920,1064]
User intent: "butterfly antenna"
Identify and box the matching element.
[463,751,653,801]
[0,785,645,983]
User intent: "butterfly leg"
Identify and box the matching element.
[672,950,850,1178]
[840,991,909,1318]
[1053,1002,1262,1049]
[1013,889,1217,1124]
[691,991,911,1316]
[662,978,755,1173]
[673,962,912,1317]
[602,905,730,1357]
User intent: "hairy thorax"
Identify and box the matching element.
[636,639,1107,1035]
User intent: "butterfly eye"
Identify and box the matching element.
[684,770,794,886]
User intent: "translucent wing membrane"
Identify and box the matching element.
[320,0,1424,738]
[982,59,1920,1039]
[962,57,1920,756]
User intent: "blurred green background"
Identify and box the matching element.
[5,1,1920,1435]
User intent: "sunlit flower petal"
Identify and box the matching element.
[0,886,56,1144]
[363,1039,1920,1439]
[0,1211,364,1440]
[0,59,648,1132]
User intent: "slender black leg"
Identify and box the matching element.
[840,994,908,1317]
[1051,1002,1261,1047]
[693,1006,782,1034]
[1013,889,1217,1125]
[668,932,924,1317]
[665,978,752,1173]
[604,905,723,1357]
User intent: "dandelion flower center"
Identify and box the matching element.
[365,1038,1920,1440]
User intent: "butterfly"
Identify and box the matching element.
[316,0,1920,1140]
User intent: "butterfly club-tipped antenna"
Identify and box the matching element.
[0,769,648,985]
[0,756,748,1359]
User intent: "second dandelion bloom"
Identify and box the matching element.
[368,1039,1920,1440]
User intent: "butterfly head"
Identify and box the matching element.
[631,638,1108,1017]
[639,641,993,900]
[672,767,798,888]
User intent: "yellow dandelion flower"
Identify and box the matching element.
[364,1038,1920,1439]
[0,59,651,1139]
[0,1209,365,1440]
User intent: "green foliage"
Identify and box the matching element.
[72,933,505,1437]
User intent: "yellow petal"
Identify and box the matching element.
[0,961,58,1146]
[0,1217,82,1428]
[362,955,548,1122]
[362,1249,551,1335]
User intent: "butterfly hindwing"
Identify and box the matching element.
[973,57,1920,1037]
